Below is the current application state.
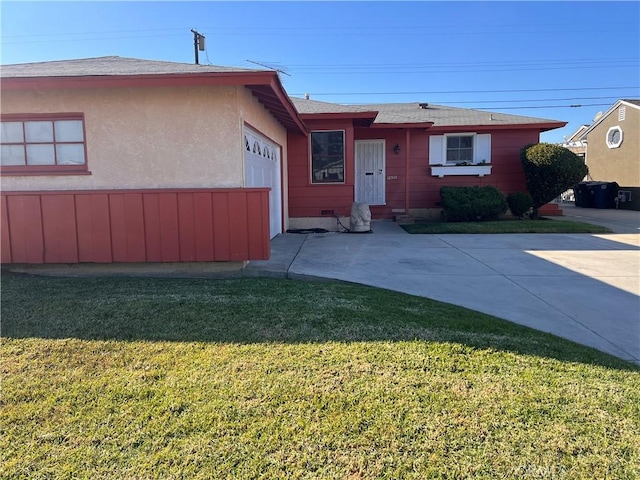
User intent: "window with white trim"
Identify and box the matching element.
[606,126,623,149]
[429,133,491,165]
[428,133,492,177]
[446,135,474,163]
[1,114,88,174]
[311,130,344,183]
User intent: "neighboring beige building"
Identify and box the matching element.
[580,99,640,187]
[561,124,589,159]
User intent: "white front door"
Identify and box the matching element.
[355,140,385,205]
[244,127,282,238]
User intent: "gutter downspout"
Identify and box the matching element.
[404,129,411,215]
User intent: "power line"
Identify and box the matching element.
[476,103,613,110]
[291,86,640,96]
[384,96,627,105]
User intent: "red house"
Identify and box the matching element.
[1,57,566,267]
[287,98,565,230]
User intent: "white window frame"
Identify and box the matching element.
[606,126,623,149]
[444,133,476,165]
[429,133,492,177]
[310,130,346,184]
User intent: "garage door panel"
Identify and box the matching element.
[244,127,281,238]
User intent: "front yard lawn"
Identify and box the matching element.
[2,275,638,479]
[402,219,612,234]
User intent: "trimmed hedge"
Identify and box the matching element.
[507,192,534,219]
[440,186,507,222]
[520,143,588,211]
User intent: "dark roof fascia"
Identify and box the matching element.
[299,111,378,121]
[427,122,566,133]
[369,122,435,129]
[0,70,280,90]
[298,111,379,129]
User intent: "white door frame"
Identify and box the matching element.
[355,139,386,205]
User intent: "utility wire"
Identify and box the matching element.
[346,96,626,105]
[292,86,639,96]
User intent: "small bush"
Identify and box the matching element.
[507,192,533,219]
[440,186,507,222]
[520,143,588,212]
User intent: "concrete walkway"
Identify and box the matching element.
[247,220,640,364]
[558,204,640,234]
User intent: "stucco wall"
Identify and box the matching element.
[585,106,640,186]
[1,84,285,193]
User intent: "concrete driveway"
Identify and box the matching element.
[248,220,640,364]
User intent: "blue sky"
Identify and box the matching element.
[1,1,639,143]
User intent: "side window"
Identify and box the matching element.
[311,131,344,183]
[1,115,88,175]
[446,135,474,163]
[428,133,491,165]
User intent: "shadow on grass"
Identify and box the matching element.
[2,273,637,371]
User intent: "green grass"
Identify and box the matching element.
[402,219,612,234]
[2,274,638,479]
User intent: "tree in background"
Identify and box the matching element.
[520,143,588,217]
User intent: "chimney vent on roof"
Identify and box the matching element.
[305,93,310,100]
[419,103,429,109]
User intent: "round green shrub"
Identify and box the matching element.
[507,192,533,219]
[520,143,588,211]
[440,186,507,222]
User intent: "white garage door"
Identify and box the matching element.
[244,127,282,238]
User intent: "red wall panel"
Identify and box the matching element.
[109,194,146,262]
[1,196,12,263]
[211,193,231,261]
[177,193,197,262]
[6,195,44,263]
[193,192,215,261]
[228,191,250,261]
[142,193,163,262]
[41,195,79,263]
[157,193,180,262]
[246,190,269,259]
[76,194,112,263]
[0,188,270,265]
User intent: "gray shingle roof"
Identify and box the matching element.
[1,56,260,78]
[290,97,374,114]
[291,98,562,127]
[622,99,640,107]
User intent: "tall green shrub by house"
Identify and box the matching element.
[440,186,507,222]
[520,143,588,214]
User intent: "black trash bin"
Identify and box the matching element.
[587,182,619,209]
[574,181,595,208]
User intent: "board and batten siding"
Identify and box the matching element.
[1,188,270,264]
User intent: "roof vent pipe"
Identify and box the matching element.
[305,93,310,100]
[419,103,429,109]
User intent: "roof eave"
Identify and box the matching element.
[1,70,308,134]
[248,75,308,134]
[0,70,279,90]
[428,122,566,133]
[369,122,435,129]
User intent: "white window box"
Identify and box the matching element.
[431,165,492,178]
